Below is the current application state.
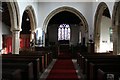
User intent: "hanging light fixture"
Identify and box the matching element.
[26,17,29,21]
[26,10,29,21]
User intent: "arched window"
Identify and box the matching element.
[58,24,70,40]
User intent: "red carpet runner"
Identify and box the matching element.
[46,53,79,80]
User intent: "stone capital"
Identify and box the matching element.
[11,28,20,32]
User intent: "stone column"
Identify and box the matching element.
[30,31,35,42]
[113,25,119,55]
[118,25,120,55]
[12,29,20,54]
[30,31,35,51]
[81,25,84,45]
[42,31,45,47]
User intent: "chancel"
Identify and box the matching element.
[1,0,120,80]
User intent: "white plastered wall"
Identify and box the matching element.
[17,1,116,43]
[38,2,116,42]
[99,16,112,52]
[92,1,115,40]
[38,2,93,38]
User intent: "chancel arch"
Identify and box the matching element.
[94,2,112,53]
[43,6,88,46]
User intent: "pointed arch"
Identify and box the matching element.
[94,2,111,52]
[24,5,37,32]
[112,1,120,55]
[43,6,89,45]
[2,1,20,54]
[6,2,20,30]
[43,6,88,33]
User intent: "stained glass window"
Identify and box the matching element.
[58,24,70,40]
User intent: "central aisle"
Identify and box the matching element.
[46,53,79,80]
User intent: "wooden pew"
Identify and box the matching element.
[97,68,120,80]
[2,62,33,80]
[77,52,120,80]
[2,69,22,80]
[3,52,45,71]
[89,63,120,80]
[19,51,52,70]
[19,52,46,71]
[4,50,52,73]
[77,53,114,73]
[2,55,40,80]
[2,50,53,80]
[84,56,120,74]
[84,55,120,80]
